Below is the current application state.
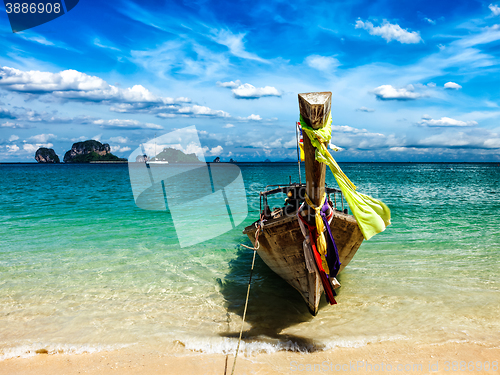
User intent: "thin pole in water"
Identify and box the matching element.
[295,122,302,185]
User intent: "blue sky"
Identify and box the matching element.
[1,0,500,162]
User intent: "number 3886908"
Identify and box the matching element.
[5,3,61,14]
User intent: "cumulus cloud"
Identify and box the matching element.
[355,19,422,44]
[0,107,16,119]
[373,85,424,100]
[218,79,281,100]
[237,114,262,121]
[0,67,157,102]
[27,134,56,143]
[1,121,31,129]
[444,82,462,90]
[7,144,20,153]
[9,135,19,142]
[305,55,341,72]
[389,129,500,151]
[208,145,223,156]
[217,80,241,88]
[23,143,53,153]
[231,83,281,99]
[418,116,478,127]
[489,4,500,16]
[111,145,131,153]
[109,136,129,144]
[93,119,163,130]
[223,124,235,128]
[357,106,375,112]
[0,67,227,119]
[110,102,230,118]
[178,105,230,117]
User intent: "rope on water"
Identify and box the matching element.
[228,217,264,375]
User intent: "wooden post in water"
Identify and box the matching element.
[298,92,332,210]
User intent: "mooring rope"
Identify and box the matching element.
[228,217,264,375]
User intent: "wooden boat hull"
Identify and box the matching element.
[243,209,364,315]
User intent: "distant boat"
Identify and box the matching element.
[243,92,365,315]
[147,133,169,164]
[147,159,169,164]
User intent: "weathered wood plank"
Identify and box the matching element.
[298,92,331,214]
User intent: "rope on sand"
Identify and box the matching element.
[227,218,264,375]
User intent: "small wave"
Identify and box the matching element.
[180,337,315,355]
[177,335,409,355]
[0,343,129,361]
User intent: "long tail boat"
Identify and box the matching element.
[243,92,365,315]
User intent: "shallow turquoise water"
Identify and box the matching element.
[0,163,499,359]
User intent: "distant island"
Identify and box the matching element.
[150,147,201,163]
[35,140,126,163]
[35,147,60,163]
[63,140,126,163]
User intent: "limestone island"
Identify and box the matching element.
[63,140,126,163]
[35,147,60,163]
[148,147,202,163]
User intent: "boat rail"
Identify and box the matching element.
[258,183,348,219]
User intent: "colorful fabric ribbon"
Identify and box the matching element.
[304,192,330,274]
[300,112,391,240]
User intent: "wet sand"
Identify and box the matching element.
[1,342,498,375]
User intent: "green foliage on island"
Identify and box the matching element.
[74,140,108,153]
[153,147,201,163]
[63,140,126,163]
[66,151,126,163]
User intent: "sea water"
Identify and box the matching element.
[0,163,499,360]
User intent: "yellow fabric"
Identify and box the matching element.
[304,192,330,274]
[300,113,391,240]
[299,143,305,161]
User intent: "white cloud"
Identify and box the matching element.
[111,145,131,153]
[223,124,235,128]
[210,29,269,63]
[424,18,436,25]
[373,85,424,100]
[355,20,422,44]
[1,122,31,129]
[217,80,241,88]
[0,66,171,104]
[109,136,129,144]
[7,144,19,153]
[0,67,228,120]
[93,38,121,51]
[357,106,375,112]
[418,116,477,127]
[444,82,462,90]
[178,105,230,117]
[9,135,19,142]
[305,55,341,72]
[251,138,283,149]
[489,4,500,16]
[27,134,56,143]
[231,83,281,99]
[208,145,223,156]
[93,119,163,130]
[237,114,262,121]
[22,143,53,153]
[19,34,55,46]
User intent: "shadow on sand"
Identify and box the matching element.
[218,243,336,352]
